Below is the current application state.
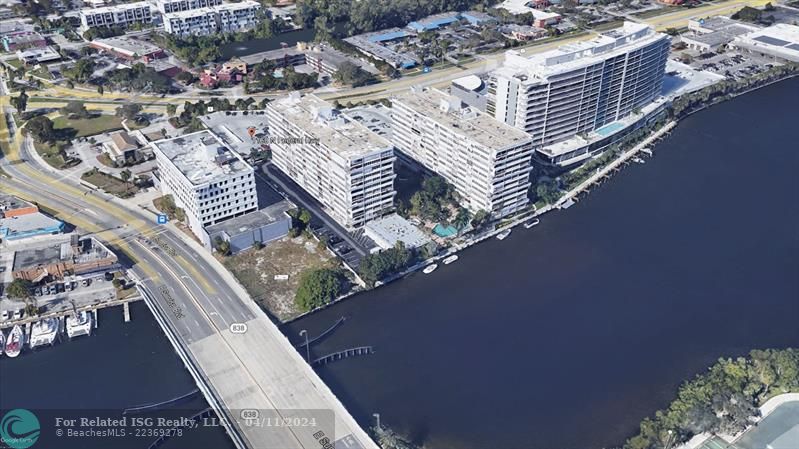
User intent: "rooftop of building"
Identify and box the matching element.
[80,1,151,14]
[497,22,667,82]
[393,87,532,149]
[206,200,292,237]
[364,213,431,250]
[2,30,44,43]
[407,12,461,31]
[0,212,64,241]
[734,23,799,55]
[494,0,561,19]
[163,0,258,17]
[11,235,115,271]
[0,193,35,213]
[91,35,162,55]
[268,94,393,158]
[152,130,253,186]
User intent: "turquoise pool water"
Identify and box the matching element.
[595,121,626,137]
[433,224,458,238]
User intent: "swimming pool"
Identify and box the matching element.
[595,121,626,137]
[433,224,458,238]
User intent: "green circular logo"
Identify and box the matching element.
[1,409,40,449]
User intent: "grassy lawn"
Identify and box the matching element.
[96,153,115,168]
[5,58,22,70]
[633,7,678,19]
[53,114,124,138]
[34,140,78,169]
[223,236,338,322]
[81,169,137,198]
[30,66,53,80]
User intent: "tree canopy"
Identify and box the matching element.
[24,116,57,143]
[358,242,415,286]
[295,268,346,311]
[5,279,33,299]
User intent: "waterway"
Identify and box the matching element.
[219,28,316,59]
[284,77,799,449]
[0,302,235,449]
[0,79,797,449]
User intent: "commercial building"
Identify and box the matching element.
[344,28,418,69]
[205,200,292,254]
[156,0,221,14]
[364,214,431,250]
[495,0,562,27]
[266,94,397,229]
[79,2,153,30]
[486,22,670,166]
[89,36,166,62]
[682,16,759,53]
[16,47,60,64]
[11,235,118,282]
[152,130,258,242]
[392,88,535,218]
[730,24,799,63]
[0,194,65,244]
[162,1,260,36]
[1,30,46,52]
[407,12,461,32]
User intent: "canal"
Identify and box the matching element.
[284,77,799,449]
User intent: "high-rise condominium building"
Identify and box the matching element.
[80,2,153,30]
[266,94,396,229]
[392,88,535,218]
[488,22,670,149]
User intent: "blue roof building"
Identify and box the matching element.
[406,13,460,32]
[460,11,497,26]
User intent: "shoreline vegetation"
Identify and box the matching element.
[623,349,799,449]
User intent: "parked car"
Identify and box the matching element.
[0,310,8,321]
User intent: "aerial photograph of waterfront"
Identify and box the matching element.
[1,0,797,448]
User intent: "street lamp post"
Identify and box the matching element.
[299,329,309,364]
[372,413,380,430]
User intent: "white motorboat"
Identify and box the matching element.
[29,317,59,348]
[496,229,512,240]
[423,264,438,274]
[66,311,92,339]
[5,325,23,358]
[442,255,458,265]
[0,330,4,357]
[524,218,540,229]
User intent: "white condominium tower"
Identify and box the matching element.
[152,130,258,242]
[156,0,222,14]
[392,88,535,218]
[266,94,396,229]
[488,22,670,147]
[163,1,260,36]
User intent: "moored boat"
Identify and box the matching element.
[423,264,438,274]
[66,311,92,339]
[496,229,512,240]
[5,325,23,358]
[29,317,59,348]
[524,218,540,229]
[443,255,458,265]
[0,330,4,357]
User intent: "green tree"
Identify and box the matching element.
[214,236,231,256]
[97,85,104,95]
[61,100,90,118]
[120,169,132,191]
[166,104,177,116]
[313,16,333,42]
[298,209,312,227]
[294,268,345,311]
[10,90,28,113]
[470,210,489,229]
[6,279,33,299]
[24,116,57,143]
[116,103,142,121]
[358,241,414,286]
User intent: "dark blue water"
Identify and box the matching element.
[284,77,799,449]
[0,302,235,449]
[219,28,316,59]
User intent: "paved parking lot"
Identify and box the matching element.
[259,164,377,271]
[689,51,782,81]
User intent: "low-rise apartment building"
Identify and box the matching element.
[152,130,258,242]
[392,88,535,218]
[266,94,396,229]
[80,1,153,30]
[156,0,221,14]
[163,1,260,36]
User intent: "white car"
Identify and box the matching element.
[12,309,22,320]
[0,309,8,321]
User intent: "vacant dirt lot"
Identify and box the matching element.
[223,235,336,322]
